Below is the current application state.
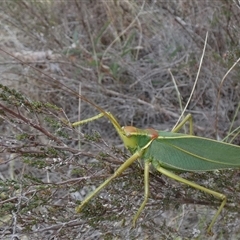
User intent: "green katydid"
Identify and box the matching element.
[72,97,240,234]
[0,47,239,234]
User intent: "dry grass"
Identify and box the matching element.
[0,1,240,239]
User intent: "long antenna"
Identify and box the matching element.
[0,48,122,130]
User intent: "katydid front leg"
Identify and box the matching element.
[76,150,142,213]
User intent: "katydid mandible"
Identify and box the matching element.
[72,99,240,234]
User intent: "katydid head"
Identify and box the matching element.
[120,126,159,152]
[103,112,158,151]
[122,126,158,139]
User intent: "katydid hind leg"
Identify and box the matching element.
[172,114,193,135]
[156,166,226,233]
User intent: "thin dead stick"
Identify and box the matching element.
[172,31,208,130]
[215,56,240,135]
